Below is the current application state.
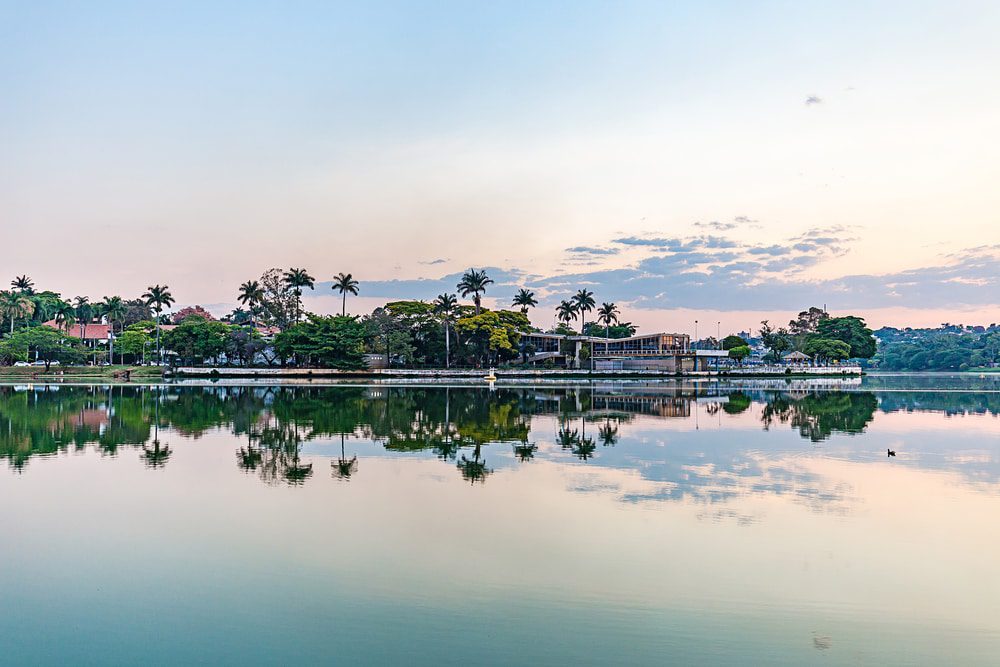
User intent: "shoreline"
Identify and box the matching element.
[171,365,864,380]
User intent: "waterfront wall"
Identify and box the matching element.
[173,365,863,379]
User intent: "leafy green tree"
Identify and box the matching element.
[814,316,876,359]
[582,321,637,338]
[257,268,298,330]
[1,291,35,333]
[803,338,851,362]
[454,310,527,367]
[331,272,360,316]
[162,316,233,365]
[722,335,747,350]
[759,320,792,361]
[572,289,596,334]
[728,344,752,364]
[1,327,86,369]
[457,268,494,316]
[512,288,537,316]
[274,315,367,369]
[116,324,154,363]
[142,284,175,363]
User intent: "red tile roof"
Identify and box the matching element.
[43,321,111,340]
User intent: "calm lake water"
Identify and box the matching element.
[2,374,1000,665]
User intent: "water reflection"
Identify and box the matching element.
[1,382,997,495]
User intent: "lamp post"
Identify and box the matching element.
[717,321,721,349]
[694,320,698,350]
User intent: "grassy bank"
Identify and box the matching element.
[0,365,164,379]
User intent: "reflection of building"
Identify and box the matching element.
[518,331,728,371]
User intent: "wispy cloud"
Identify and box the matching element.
[805,95,822,106]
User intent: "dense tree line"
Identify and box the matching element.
[873,325,1000,371]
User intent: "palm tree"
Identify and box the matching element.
[142,285,175,364]
[457,268,493,315]
[512,288,538,316]
[237,280,263,325]
[282,268,315,323]
[53,302,77,334]
[556,300,578,328]
[434,293,458,369]
[0,291,35,333]
[572,289,596,334]
[597,301,619,355]
[331,272,360,316]
[73,296,93,343]
[101,296,127,364]
[11,275,33,294]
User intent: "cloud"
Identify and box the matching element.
[418,258,448,265]
[805,95,822,105]
[565,246,620,256]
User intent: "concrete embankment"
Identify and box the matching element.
[173,366,863,380]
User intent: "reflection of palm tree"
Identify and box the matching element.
[572,435,596,460]
[331,433,358,480]
[142,438,172,468]
[598,421,619,447]
[457,442,492,484]
[557,426,579,450]
[513,442,537,461]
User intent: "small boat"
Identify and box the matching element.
[484,368,497,381]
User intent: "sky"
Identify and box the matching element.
[2,1,999,335]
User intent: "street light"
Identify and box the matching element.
[694,320,699,350]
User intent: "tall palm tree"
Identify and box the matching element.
[142,284,175,364]
[556,300,578,328]
[73,296,92,342]
[331,272,360,316]
[237,280,263,325]
[457,268,493,315]
[597,301,619,355]
[0,291,35,333]
[434,293,458,369]
[282,268,315,323]
[512,288,538,316]
[572,289,596,334]
[11,275,34,294]
[101,296,127,364]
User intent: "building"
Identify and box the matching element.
[518,330,728,371]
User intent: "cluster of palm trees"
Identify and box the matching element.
[555,290,620,338]
[238,269,361,326]
[1,273,179,365]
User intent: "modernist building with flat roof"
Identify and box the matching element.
[518,330,727,371]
